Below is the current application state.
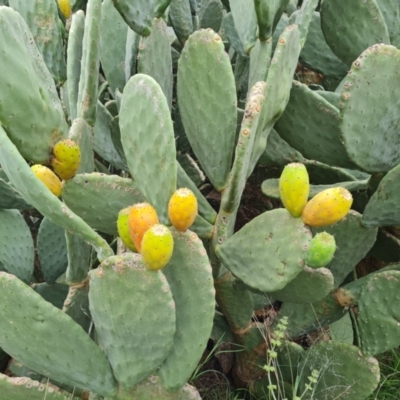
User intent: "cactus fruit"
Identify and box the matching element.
[301,187,353,227]
[168,188,198,231]
[305,232,336,268]
[141,224,174,271]
[51,139,81,181]
[279,162,310,217]
[117,207,138,252]
[128,202,159,252]
[30,165,63,197]
[57,0,72,19]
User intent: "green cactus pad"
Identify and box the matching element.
[250,24,301,175]
[0,374,79,400]
[94,102,128,171]
[0,209,34,283]
[248,39,272,92]
[276,340,304,383]
[63,285,92,334]
[254,0,289,40]
[77,0,101,126]
[362,163,400,227]
[0,6,67,163]
[37,217,68,284]
[275,81,356,168]
[268,266,334,303]
[320,0,389,66]
[229,0,257,53]
[111,0,154,36]
[339,44,400,173]
[259,128,305,167]
[138,18,173,110]
[216,208,312,292]
[0,126,113,262]
[0,172,31,210]
[105,376,201,400]
[177,29,237,191]
[376,0,400,47]
[158,229,215,391]
[8,0,66,83]
[67,10,85,122]
[276,292,345,338]
[312,211,377,286]
[298,341,380,400]
[88,253,176,389]
[198,0,223,32]
[368,228,400,262]
[290,0,319,47]
[0,272,117,396]
[32,282,69,310]
[222,12,247,57]
[357,271,400,356]
[100,0,127,94]
[120,74,177,223]
[169,0,193,46]
[7,359,44,382]
[329,312,353,344]
[297,12,348,79]
[62,172,144,235]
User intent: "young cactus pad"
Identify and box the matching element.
[51,139,81,181]
[128,202,159,252]
[30,165,62,197]
[117,206,138,252]
[305,232,336,268]
[168,188,198,231]
[279,162,309,217]
[141,224,174,271]
[301,187,353,227]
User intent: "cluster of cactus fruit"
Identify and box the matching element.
[1,0,400,399]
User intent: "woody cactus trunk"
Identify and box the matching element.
[0,0,400,399]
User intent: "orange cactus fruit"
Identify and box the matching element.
[51,139,81,181]
[117,207,138,252]
[58,0,71,19]
[301,187,353,227]
[31,164,63,197]
[141,224,174,271]
[128,202,159,253]
[168,188,198,231]
[279,163,310,217]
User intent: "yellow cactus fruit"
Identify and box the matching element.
[117,207,138,252]
[168,188,198,231]
[141,224,174,271]
[301,187,353,227]
[51,139,81,181]
[279,163,309,217]
[31,164,63,197]
[128,203,159,253]
[58,0,71,19]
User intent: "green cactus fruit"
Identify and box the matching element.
[117,207,138,252]
[51,139,81,181]
[30,165,63,197]
[168,188,198,232]
[141,224,174,271]
[305,232,336,268]
[279,162,310,217]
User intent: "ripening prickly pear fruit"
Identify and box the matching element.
[279,163,309,217]
[58,0,71,18]
[117,207,138,252]
[301,187,353,227]
[141,224,174,271]
[31,165,63,197]
[168,188,198,231]
[51,139,81,181]
[128,203,159,253]
[305,232,336,268]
